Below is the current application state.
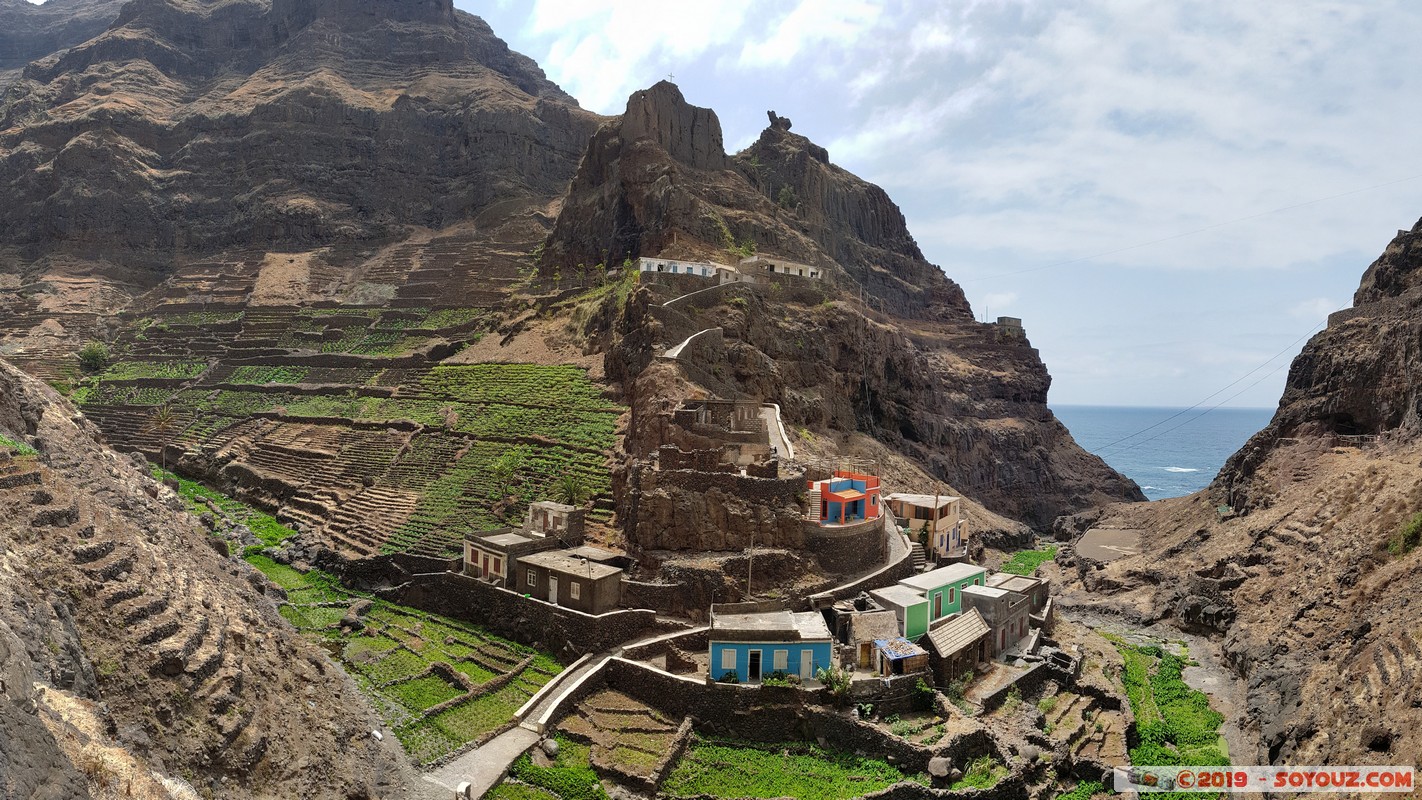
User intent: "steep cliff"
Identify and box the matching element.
[0,0,127,90]
[0,359,425,798]
[0,0,600,262]
[1063,218,1422,768]
[559,84,1142,530]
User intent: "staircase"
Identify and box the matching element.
[909,539,928,572]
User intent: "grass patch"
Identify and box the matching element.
[1058,780,1104,800]
[504,736,608,800]
[1001,545,1058,575]
[663,737,916,800]
[1116,641,1228,788]
[151,467,296,547]
[950,755,1007,790]
[0,433,37,456]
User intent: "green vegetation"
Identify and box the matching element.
[100,361,207,381]
[152,467,297,547]
[1115,642,1228,775]
[777,185,799,210]
[502,736,607,800]
[0,432,37,456]
[951,756,1007,790]
[247,554,562,765]
[77,341,110,373]
[1388,511,1422,556]
[1001,545,1058,575]
[663,737,917,800]
[1057,779,1105,800]
[228,365,309,385]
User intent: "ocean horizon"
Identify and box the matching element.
[1051,404,1275,500]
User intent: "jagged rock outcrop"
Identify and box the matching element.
[571,83,1142,529]
[0,359,423,798]
[0,0,600,263]
[1068,217,1422,769]
[1221,218,1422,503]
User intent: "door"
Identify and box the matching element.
[748,649,762,682]
[549,576,559,605]
[800,650,814,680]
[934,592,942,619]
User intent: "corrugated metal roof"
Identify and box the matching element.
[927,609,990,658]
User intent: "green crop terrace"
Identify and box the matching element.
[76,354,622,559]
[157,469,561,765]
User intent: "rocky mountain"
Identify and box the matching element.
[0,0,127,90]
[0,360,426,799]
[0,0,599,265]
[550,83,1144,529]
[1062,219,1422,768]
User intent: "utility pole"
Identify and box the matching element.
[746,530,754,601]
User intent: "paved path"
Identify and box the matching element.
[424,726,538,798]
[760,404,795,461]
[662,328,716,360]
[422,651,616,798]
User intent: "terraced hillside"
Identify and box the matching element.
[56,233,626,560]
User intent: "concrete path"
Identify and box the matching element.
[423,726,538,798]
[662,328,715,360]
[760,403,795,461]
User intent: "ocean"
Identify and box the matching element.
[1051,405,1275,500]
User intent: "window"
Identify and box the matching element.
[493,558,501,576]
[570,582,581,600]
[527,570,537,587]
[721,649,737,670]
[948,587,955,605]
[773,650,788,670]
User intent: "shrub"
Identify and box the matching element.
[77,341,110,373]
[913,678,935,710]
[717,670,740,684]
[1037,695,1058,714]
[816,665,852,707]
[1388,511,1422,556]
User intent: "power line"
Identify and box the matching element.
[1100,351,1299,457]
[963,172,1422,283]
[1092,321,1326,455]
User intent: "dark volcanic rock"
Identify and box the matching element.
[0,0,128,90]
[577,83,1142,528]
[0,0,601,261]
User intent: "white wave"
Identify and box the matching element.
[1161,466,1199,473]
[1141,486,1161,491]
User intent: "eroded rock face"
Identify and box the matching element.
[0,359,419,798]
[0,0,600,262]
[0,0,128,90]
[1221,218,1422,504]
[559,82,1140,530]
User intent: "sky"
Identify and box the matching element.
[465,0,1422,409]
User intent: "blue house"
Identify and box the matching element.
[708,607,834,683]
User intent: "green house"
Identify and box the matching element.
[898,563,987,624]
[869,585,932,639]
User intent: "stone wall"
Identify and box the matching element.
[379,572,658,662]
[625,464,806,551]
[810,531,915,607]
[977,661,1074,713]
[806,516,887,574]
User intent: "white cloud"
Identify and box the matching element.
[1290,297,1340,320]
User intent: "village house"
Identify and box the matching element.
[463,501,587,586]
[886,492,970,560]
[868,584,932,639]
[898,563,988,626]
[637,256,720,278]
[806,470,881,526]
[986,573,1052,630]
[515,550,622,614]
[926,608,991,685]
[961,584,1032,658]
[738,254,822,280]
[709,606,834,683]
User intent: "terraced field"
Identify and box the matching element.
[251,556,562,764]
[71,298,623,559]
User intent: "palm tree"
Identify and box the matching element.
[556,473,590,507]
[142,404,180,472]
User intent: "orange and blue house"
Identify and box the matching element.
[806,470,882,526]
